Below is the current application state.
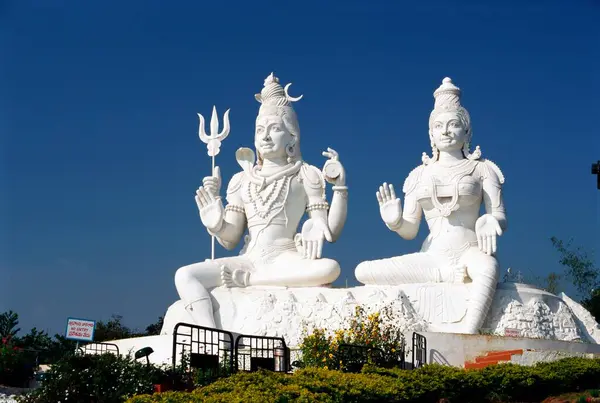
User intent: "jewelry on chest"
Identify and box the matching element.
[245,176,291,219]
[425,163,478,217]
[429,174,469,217]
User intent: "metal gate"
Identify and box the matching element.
[78,342,120,356]
[234,334,289,372]
[172,322,235,385]
[411,332,427,368]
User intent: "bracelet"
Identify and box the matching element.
[332,185,348,192]
[307,202,329,212]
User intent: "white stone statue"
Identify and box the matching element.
[174,73,348,329]
[355,77,508,334]
[98,75,600,363]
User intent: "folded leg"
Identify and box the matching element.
[248,250,341,287]
[174,256,253,328]
[355,252,451,285]
[461,246,500,333]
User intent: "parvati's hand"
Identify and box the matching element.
[475,214,503,255]
[377,182,402,229]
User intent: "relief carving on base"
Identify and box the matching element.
[160,282,594,347]
[206,287,428,347]
[483,287,582,341]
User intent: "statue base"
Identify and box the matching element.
[159,282,599,347]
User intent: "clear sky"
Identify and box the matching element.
[1,0,599,336]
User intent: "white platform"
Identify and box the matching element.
[92,281,600,366]
[159,282,596,346]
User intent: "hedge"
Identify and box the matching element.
[125,357,600,403]
[17,352,170,403]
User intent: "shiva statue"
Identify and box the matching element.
[175,73,348,328]
[355,77,507,334]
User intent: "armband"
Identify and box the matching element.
[225,204,245,214]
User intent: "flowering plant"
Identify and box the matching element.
[299,304,408,370]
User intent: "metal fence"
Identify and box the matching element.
[78,342,120,356]
[172,322,235,382]
[164,323,429,389]
[234,334,289,372]
[412,332,427,368]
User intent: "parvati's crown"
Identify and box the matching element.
[255,72,303,107]
[433,77,462,112]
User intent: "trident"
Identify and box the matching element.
[198,106,231,260]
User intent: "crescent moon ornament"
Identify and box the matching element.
[284,83,303,103]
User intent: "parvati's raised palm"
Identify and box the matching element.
[376,182,402,228]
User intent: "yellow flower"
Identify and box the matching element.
[324,365,328,370]
[329,353,333,358]
[391,348,396,352]
[322,357,327,362]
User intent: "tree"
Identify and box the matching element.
[93,314,138,342]
[45,335,78,363]
[543,272,561,295]
[533,271,562,295]
[0,311,169,365]
[144,316,164,336]
[550,236,598,296]
[92,313,167,340]
[0,310,20,339]
[20,327,53,351]
[582,291,600,322]
[549,236,600,322]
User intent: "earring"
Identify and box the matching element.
[286,144,294,163]
[431,142,439,161]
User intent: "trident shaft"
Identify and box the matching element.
[198,106,231,260]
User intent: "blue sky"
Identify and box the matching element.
[1,0,599,335]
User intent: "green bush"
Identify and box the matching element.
[125,358,600,403]
[0,336,37,387]
[17,352,170,403]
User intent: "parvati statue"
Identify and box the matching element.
[355,77,507,334]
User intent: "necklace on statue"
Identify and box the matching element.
[248,175,290,219]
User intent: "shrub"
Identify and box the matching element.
[17,352,170,403]
[125,358,600,403]
[0,336,37,387]
[299,305,407,370]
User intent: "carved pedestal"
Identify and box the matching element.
[160,282,595,347]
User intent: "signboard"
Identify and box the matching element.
[65,317,96,342]
[504,328,521,338]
